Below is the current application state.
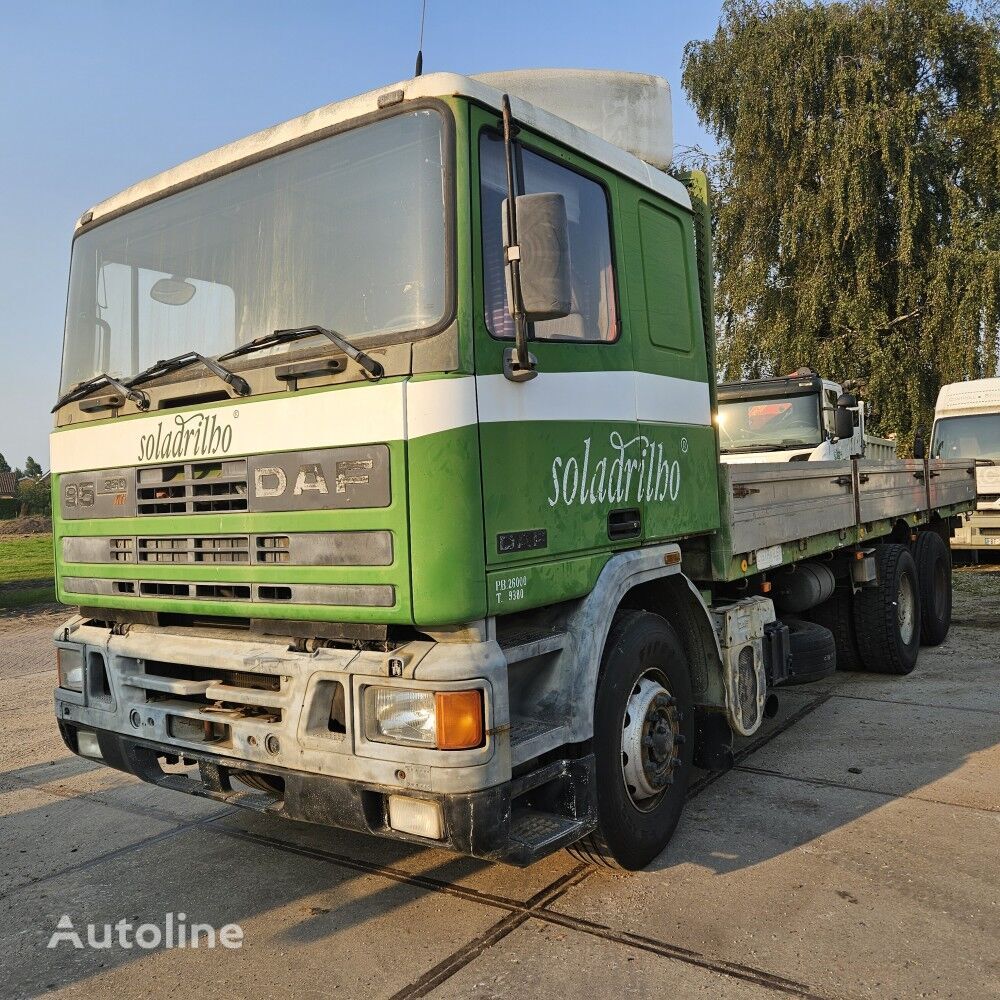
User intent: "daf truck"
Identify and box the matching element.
[718,369,897,463]
[931,378,1000,553]
[51,70,975,870]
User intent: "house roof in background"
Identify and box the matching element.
[0,471,17,499]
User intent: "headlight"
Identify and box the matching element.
[56,647,84,692]
[365,687,484,750]
[368,687,437,746]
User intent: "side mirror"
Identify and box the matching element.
[503,193,571,322]
[834,395,855,441]
[913,428,926,460]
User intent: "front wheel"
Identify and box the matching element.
[568,610,695,870]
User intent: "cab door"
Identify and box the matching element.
[624,195,719,543]
[471,111,639,613]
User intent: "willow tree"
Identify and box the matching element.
[682,0,1000,447]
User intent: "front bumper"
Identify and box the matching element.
[56,723,594,865]
[952,511,1000,549]
[53,616,595,864]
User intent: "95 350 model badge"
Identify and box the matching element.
[59,446,390,519]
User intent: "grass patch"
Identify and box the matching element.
[953,565,1000,598]
[0,584,57,610]
[0,534,54,584]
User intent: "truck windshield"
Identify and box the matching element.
[931,414,1000,461]
[717,393,823,451]
[60,108,450,394]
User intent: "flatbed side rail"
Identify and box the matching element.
[710,458,976,582]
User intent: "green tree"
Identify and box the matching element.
[682,0,1000,449]
[23,456,43,479]
[0,453,9,473]
[18,483,52,517]
[18,479,51,517]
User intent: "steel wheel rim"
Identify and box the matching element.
[897,572,916,644]
[620,669,680,812]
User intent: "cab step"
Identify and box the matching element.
[497,625,568,664]
[502,755,596,865]
[507,808,592,865]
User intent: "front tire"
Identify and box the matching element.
[853,544,921,675]
[568,610,694,870]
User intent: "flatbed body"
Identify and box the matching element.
[701,458,975,581]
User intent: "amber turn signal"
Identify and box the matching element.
[434,690,484,750]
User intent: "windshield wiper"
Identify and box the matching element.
[722,443,790,454]
[218,325,384,380]
[52,372,150,413]
[128,351,250,396]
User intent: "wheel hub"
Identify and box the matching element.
[897,572,916,644]
[621,673,680,807]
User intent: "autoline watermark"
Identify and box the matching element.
[48,912,243,950]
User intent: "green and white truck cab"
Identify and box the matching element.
[718,369,897,464]
[50,70,975,869]
[931,378,1000,552]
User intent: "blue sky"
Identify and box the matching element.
[0,0,721,469]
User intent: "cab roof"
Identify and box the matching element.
[935,378,1000,417]
[717,372,824,401]
[77,71,691,232]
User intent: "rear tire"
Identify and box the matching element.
[808,587,863,671]
[912,531,952,646]
[567,609,694,871]
[852,544,921,675]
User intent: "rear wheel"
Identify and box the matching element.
[808,587,863,671]
[912,531,952,646]
[852,544,921,675]
[567,610,694,870]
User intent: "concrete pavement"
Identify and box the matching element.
[1,570,997,999]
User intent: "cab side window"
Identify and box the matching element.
[480,131,617,343]
[823,389,839,436]
[638,201,694,353]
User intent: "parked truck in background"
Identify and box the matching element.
[50,70,974,870]
[931,378,1000,555]
[718,369,897,463]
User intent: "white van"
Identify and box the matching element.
[931,378,1000,551]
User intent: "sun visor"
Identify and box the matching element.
[472,69,673,171]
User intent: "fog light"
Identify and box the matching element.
[56,647,84,692]
[76,729,103,759]
[387,794,444,840]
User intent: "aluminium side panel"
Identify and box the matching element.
[722,461,857,555]
[928,459,978,510]
[856,459,927,522]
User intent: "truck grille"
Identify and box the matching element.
[129,659,286,724]
[63,532,391,568]
[138,536,251,564]
[137,459,248,515]
[137,581,252,601]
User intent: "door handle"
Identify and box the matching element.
[608,508,641,540]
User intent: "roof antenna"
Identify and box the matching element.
[414,0,427,76]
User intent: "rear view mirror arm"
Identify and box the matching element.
[500,94,538,383]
